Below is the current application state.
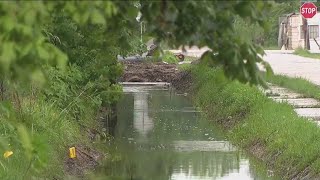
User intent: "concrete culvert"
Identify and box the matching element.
[127,76,146,82]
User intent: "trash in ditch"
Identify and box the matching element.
[69,147,76,158]
[3,151,13,158]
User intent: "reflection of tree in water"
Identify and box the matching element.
[115,93,135,138]
[148,91,225,141]
[247,155,275,180]
[173,151,240,178]
[102,149,175,180]
[102,148,242,179]
[102,89,266,179]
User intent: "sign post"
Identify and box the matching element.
[300,2,317,49]
[300,2,317,19]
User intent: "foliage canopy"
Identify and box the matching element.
[0,1,279,178]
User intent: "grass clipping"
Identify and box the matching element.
[190,65,320,179]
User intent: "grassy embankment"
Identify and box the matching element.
[0,98,81,179]
[189,65,320,179]
[0,72,114,179]
[294,48,320,59]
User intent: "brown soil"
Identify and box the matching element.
[64,145,104,178]
[171,70,193,93]
[120,61,179,83]
[120,60,193,94]
[63,107,112,178]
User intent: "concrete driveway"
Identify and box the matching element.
[263,50,320,85]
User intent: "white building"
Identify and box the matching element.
[279,12,320,50]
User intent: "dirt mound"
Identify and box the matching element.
[120,61,179,83]
[171,70,193,93]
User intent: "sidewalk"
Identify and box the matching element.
[263,50,320,85]
[265,84,320,125]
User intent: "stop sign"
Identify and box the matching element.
[300,2,317,19]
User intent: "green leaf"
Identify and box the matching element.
[17,125,33,160]
[0,42,16,72]
[91,10,106,25]
[37,46,50,60]
[31,69,46,87]
[2,16,14,32]
[262,61,274,78]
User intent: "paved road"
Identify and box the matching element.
[263,50,320,85]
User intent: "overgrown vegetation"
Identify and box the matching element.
[0,2,138,179]
[162,51,179,64]
[234,0,301,48]
[191,65,320,179]
[266,73,320,100]
[294,48,320,59]
[0,0,294,179]
[0,93,82,179]
[141,1,273,85]
[178,63,192,71]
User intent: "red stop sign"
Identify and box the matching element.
[300,2,317,19]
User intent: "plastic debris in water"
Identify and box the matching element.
[69,147,76,158]
[4,151,13,158]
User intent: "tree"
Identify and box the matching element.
[0,1,277,178]
[0,1,274,86]
[140,0,273,85]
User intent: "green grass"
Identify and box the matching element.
[162,51,179,64]
[191,65,320,179]
[184,56,198,62]
[0,98,84,180]
[263,45,279,50]
[177,63,192,71]
[294,48,320,59]
[266,73,320,100]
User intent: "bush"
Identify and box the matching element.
[162,51,179,64]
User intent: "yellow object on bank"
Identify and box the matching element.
[4,151,13,158]
[69,147,76,158]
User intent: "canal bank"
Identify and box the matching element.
[176,65,320,180]
[92,84,275,179]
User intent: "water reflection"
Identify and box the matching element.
[172,141,235,152]
[133,92,153,137]
[97,86,275,180]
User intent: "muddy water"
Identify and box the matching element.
[100,85,276,180]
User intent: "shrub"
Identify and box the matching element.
[162,51,179,64]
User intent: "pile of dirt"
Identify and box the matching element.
[171,70,193,93]
[120,61,179,83]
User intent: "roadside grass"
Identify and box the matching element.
[191,65,320,179]
[263,45,279,50]
[265,73,320,100]
[0,98,83,180]
[294,48,320,59]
